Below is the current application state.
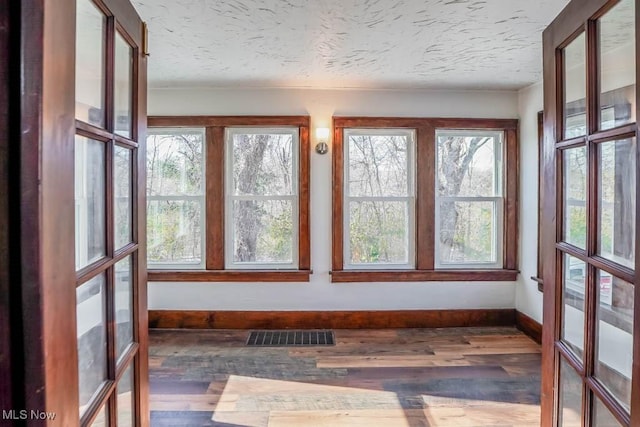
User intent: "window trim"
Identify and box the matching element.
[343,128,417,270]
[332,117,519,283]
[146,116,311,282]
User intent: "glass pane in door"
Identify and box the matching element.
[117,364,135,427]
[594,271,634,412]
[75,0,106,127]
[115,256,134,360]
[562,254,586,360]
[598,138,636,268]
[114,32,133,138]
[563,147,587,249]
[75,135,106,270]
[115,146,133,249]
[90,405,108,427]
[593,398,623,426]
[563,33,587,139]
[77,273,108,416]
[599,0,636,130]
[558,358,582,426]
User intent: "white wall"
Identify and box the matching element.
[516,82,544,323]
[148,87,520,311]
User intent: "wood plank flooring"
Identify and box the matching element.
[149,327,541,427]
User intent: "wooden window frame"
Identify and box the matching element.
[331,117,519,283]
[147,116,311,282]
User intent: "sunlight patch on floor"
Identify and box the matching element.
[422,395,540,426]
[203,375,542,427]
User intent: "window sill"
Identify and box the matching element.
[330,269,519,283]
[148,270,311,282]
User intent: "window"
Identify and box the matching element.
[435,130,504,268]
[146,116,310,282]
[225,128,299,269]
[146,128,205,269]
[332,117,518,282]
[343,129,416,269]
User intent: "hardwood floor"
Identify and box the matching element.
[149,327,542,427]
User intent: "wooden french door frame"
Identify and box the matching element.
[2,0,148,425]
[73,0,149,425]
[541,0,640,426]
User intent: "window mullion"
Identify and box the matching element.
[346,196,414,202]
[229,195,297,201]
[147,195,204,201]
[436,196,503,202]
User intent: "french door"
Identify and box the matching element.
[541,0,639,426]
[74,0,148,425]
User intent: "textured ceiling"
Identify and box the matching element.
[132,0,571,90]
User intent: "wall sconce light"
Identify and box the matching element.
[315,127,330,155]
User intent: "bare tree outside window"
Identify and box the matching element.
[332,118,518,282]
[146,129,205,267]
[344,129,415,268]
[436,130,503,267]
[226,128,298,268]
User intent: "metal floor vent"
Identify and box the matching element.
[247,330,335,347]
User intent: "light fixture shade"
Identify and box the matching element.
[316,127,330,141]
